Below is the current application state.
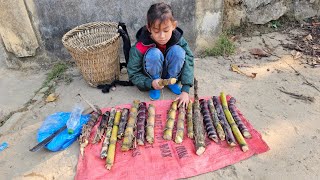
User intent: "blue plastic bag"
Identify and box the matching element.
[37,112,90,152]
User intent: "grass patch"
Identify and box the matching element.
[42,62,68,87]
[205,33,235,57]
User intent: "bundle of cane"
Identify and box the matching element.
[163,101,178,140]
[137,102,147,145]
[186,101,194,139]
[121,100,140,151]
[207,99,225,141]
[93,111,110,144]
[79,109,102,156]
[146,104,156,144]
[220,92,248,152]
[117,108,129,139]
[100,108,117,159]
[228,96,252,139]
[212,96,237,147]
[106,110,121,170]
[193,78,206,155]
[175,106,186,144]
[200,99,218,142]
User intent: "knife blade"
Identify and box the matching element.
[29,125,67,152]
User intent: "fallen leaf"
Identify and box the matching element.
[230,64,257,79]
[46,93,58,102]
[303,34,313,41]
[249,48,270,57]
[251,73,257,78]
[291,50,302,60]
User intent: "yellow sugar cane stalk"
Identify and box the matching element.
[175,106,186,143]
[207,99,225,141]
[163,101,178,140]
[187,101,194,139]
[146,104,156,144]
[100,108,116,159]
[121,100,140,151]
[220,92,249,152]
[106,110,121,170]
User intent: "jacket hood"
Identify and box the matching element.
[135,26,183,47]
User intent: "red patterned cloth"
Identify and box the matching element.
[76,98,269,180]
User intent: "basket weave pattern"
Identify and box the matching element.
[62,22,120,87]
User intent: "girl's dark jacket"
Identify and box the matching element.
[127,26,194,93]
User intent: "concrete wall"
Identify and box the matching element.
[33,0,198,59]
[0,0,319,69]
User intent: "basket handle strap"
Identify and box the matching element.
[118,22,131,70]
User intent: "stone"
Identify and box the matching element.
[0,0,39,57]
[293,0,320,20]
[247,1,288,24]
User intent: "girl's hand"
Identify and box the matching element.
[152,79,164,90]
[174,92,189,108]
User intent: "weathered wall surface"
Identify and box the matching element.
[33,0,197,59]
[0,0,319,69]
[195,0,224,53]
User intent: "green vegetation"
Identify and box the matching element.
[205,33,236,57]
[269,20,281,29]
[43,62,68,87]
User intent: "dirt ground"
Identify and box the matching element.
[0,26,319,179]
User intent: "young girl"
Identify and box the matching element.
[127,2,194,108]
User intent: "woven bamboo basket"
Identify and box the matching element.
[62,22,120,87]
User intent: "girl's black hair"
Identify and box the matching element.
[147,2,175,28]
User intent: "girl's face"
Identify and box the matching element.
[148,19,177,45]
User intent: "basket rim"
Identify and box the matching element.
[62,21,120,52]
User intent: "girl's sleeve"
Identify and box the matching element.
[127,46,153,91]
[179,37,194,93]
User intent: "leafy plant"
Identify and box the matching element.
[43,62,68,87]
[205,34,235,57]
[270,20,281,29]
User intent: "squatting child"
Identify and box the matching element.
[127,2,194,107]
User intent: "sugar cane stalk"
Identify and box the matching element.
[228,97,252,138]
[187,101,194,139]
[93,111,109,144]
[200,99,218,142]
[106,110,121,170]
[100,108,116,159]
[175,106,186,144]
[163,101,178,140]
[193,78,206,155]
[207,99,225,141]
[79,109,102,156]
[137,102,147,145]
[146,104,156,144]
[117,108,129,139]
[220,92,248,152]
[212,96,236,147]
[121,100,140,151]
[158,78,177,86]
